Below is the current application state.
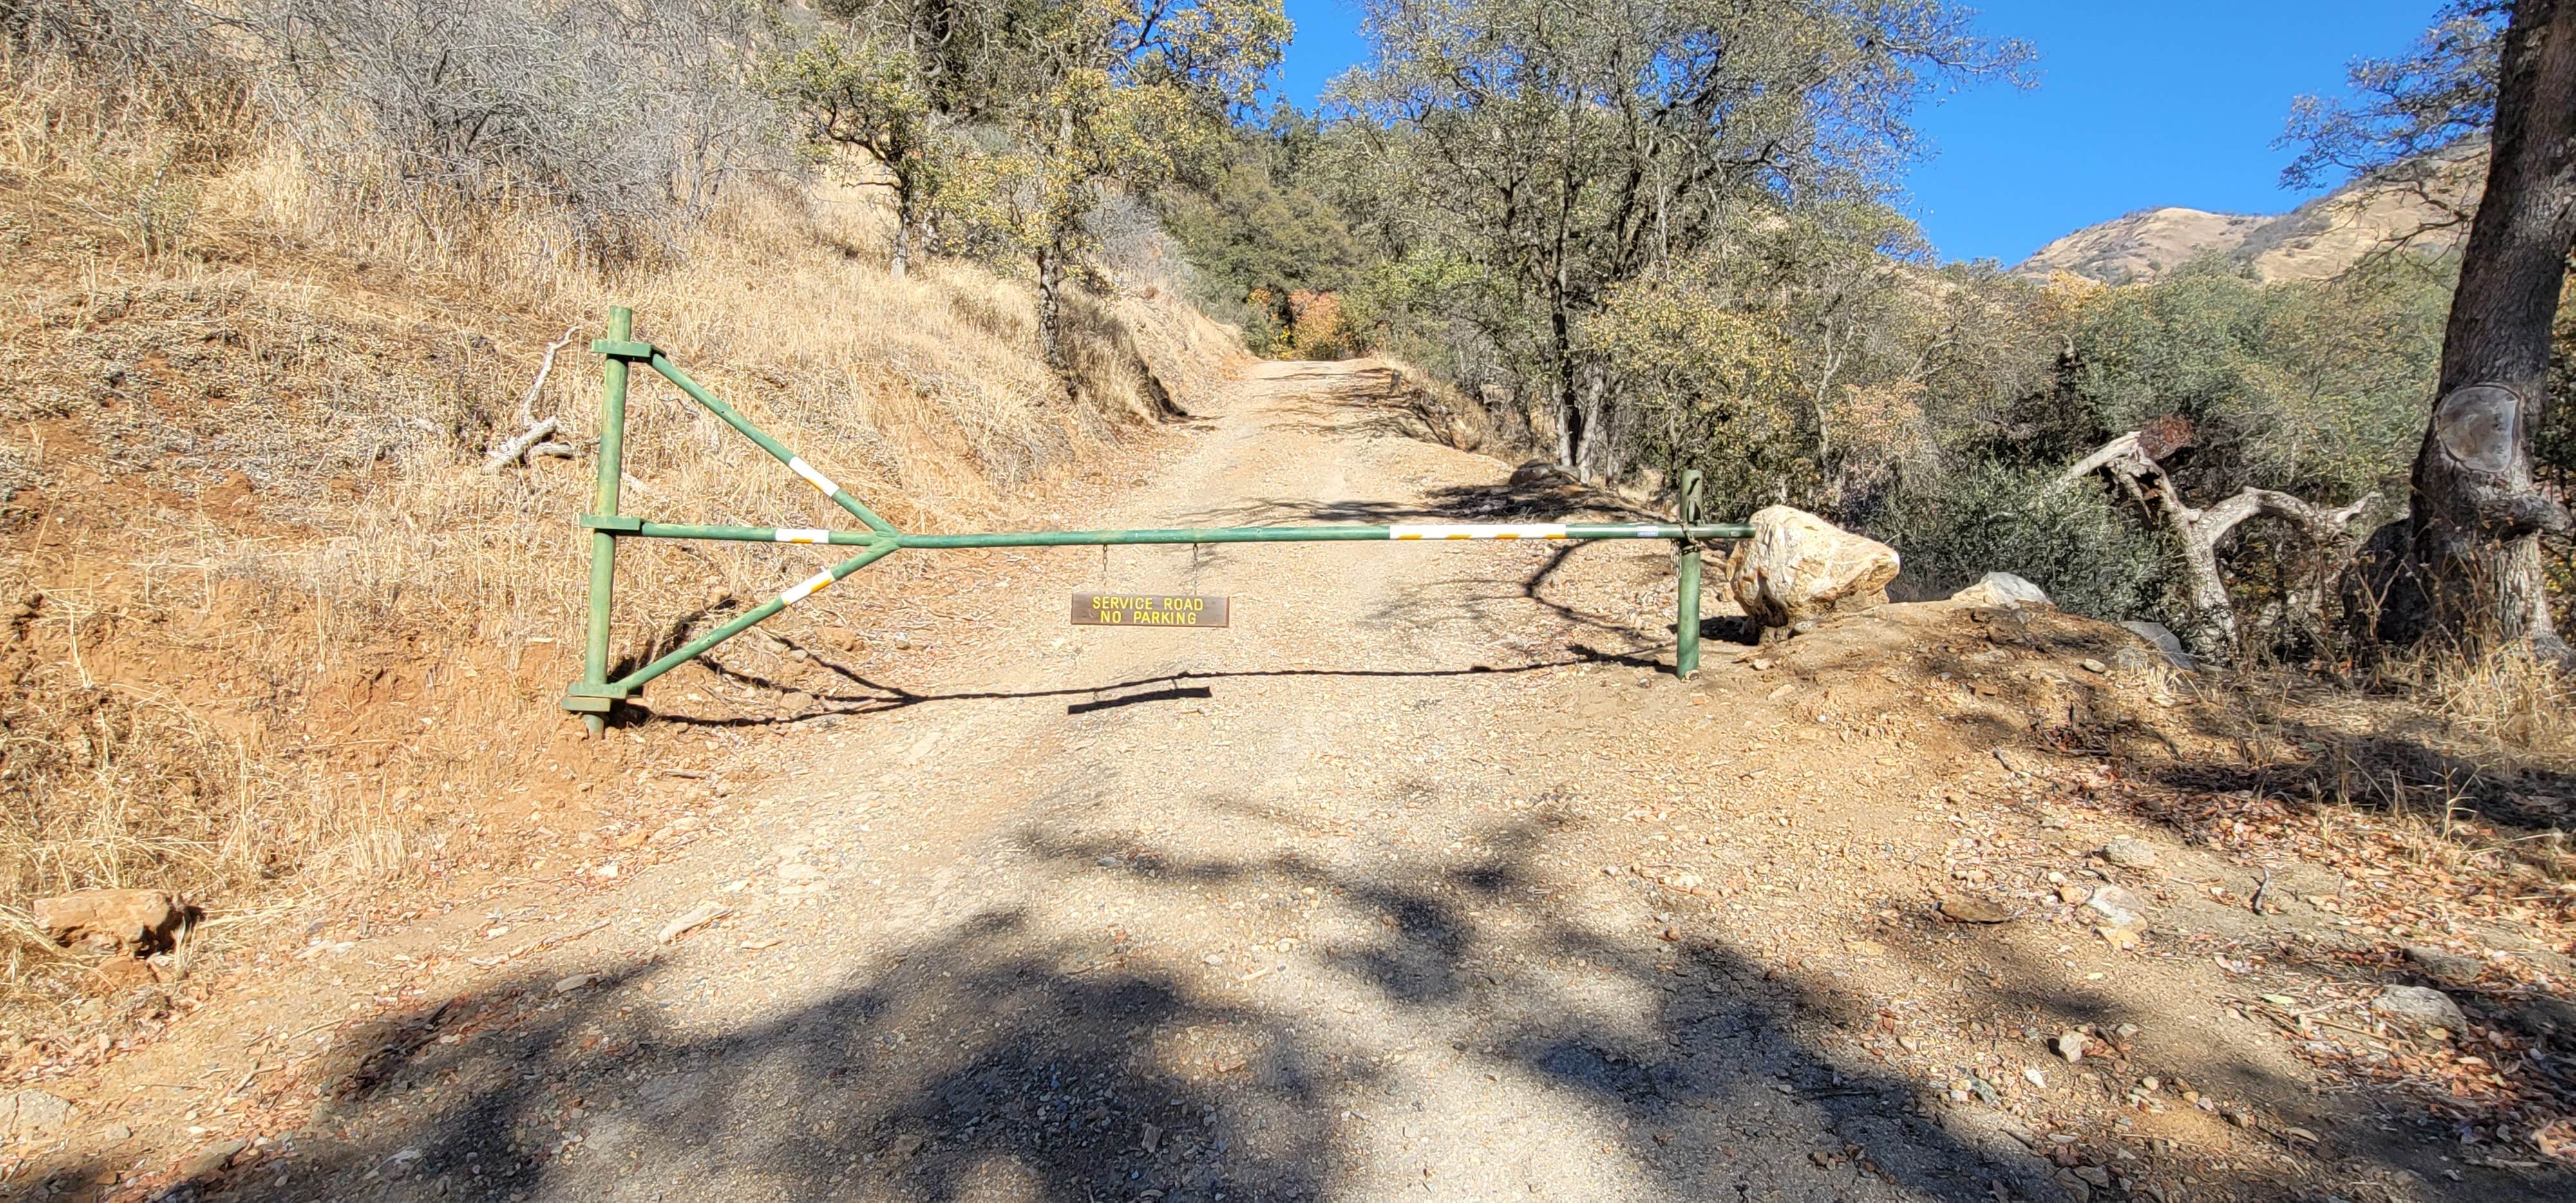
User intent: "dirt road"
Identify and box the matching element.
[35,361,2571,1202]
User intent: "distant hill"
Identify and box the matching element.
[2013,143,2485,285]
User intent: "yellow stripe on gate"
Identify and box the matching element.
[779,570,835,606]
[1388,524,1569,541]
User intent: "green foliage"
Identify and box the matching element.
[1326,0,2029,477]
[1157,110,1372,354]
[1582,276,1812,515]
[1985,258,2449,504]
[779,1,1290,375]
[763,27,943,272]
[1881,461,2175,625]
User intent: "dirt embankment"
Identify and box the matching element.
[0,137,1249,1066]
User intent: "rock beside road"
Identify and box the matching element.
[2118,620,2196,669]
[1727,506,1899,635]
[2083,885,2148,929]
[1949,571,2050,609]
[2102,838,2159,869]
[181,1138,248,1179]
[2405,945,2483,985]
[2372,985,2467,1030]
[0,1088,72,1139]
[32,889,187,954]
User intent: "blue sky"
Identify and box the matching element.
[1271,0,2446,265]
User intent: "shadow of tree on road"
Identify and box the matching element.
[57,791,2561,1202]
[114,822,2143,1202]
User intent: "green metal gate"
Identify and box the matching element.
[560,307,1748,734]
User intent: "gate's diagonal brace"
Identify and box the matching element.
[560,307,1747,735]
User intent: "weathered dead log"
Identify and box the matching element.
[481,328,578,472]
[481,417,562,473]
[2053,431,2374,656]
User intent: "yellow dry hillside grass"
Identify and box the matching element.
[0,57,1241,1030]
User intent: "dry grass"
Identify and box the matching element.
[2214,645,2576,887]
[0,51,1242,1043]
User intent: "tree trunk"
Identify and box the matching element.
[1549,275,1586,475]
[889,150,925,281]
[889,196,913,281]
[1036,239,1073,399]
[2355,0,2576,657]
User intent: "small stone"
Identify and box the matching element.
[2224,1109,2256,1129]
[2097,925,2141,951]
[182,1138,249,1179]
[655,902,732,944]
[2404,945,2482,985]
[2101,838,2158,869]
[0,1089,73,1138]
[1949,571,2052,610]
[2118,620,2196,668]
[2083,885,2146,928]
[2372,985,2467,1029]
[2079,658,2108,674]
[32,889,187,953]
[1939,897,2014,924]
[2057,884,2089,905]
[2056,1031,2089,1063]
[552,973,596,995]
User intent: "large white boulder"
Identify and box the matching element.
[1727,506,1900,633]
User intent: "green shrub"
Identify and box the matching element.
[1879,461,2175,624]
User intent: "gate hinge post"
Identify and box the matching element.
[571,306,636,737]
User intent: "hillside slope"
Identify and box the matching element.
[0,111,1247,1047]
[2015,144,2485,283]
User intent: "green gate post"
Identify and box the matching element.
[567,307,638,737]
[1674,468,1703,679]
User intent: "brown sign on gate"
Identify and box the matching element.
[1070,592,1230,628]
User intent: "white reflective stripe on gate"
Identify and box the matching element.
[773,528,830,544]
[779,571,835,605]
[1388,524,1569,540]
[786,457,840,497]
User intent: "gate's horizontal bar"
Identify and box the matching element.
[617,521,1754,547]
